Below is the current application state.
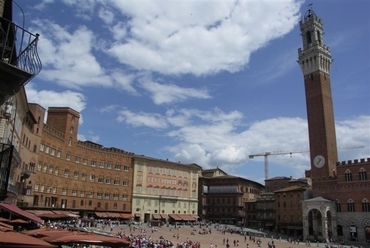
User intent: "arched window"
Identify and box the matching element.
[306,31,312,44]
[347,199,355,212]
[345,169,352,182]
[335,199,341,212]
[362,198,370,212]
[359,168,367,181]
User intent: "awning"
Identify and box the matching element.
[152,214,161,219]
[51,211,79,218]
[0,203,43,223]
[169,214,181,221]
[33,210,55,217]
[120,213,133,219]
[95,212,109,218]
[160,214,168,219]
[179,214,196,221]
[106,212,122,218]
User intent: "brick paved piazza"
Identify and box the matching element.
[93,223,331,248]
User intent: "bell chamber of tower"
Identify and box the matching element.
[297,9,332,76]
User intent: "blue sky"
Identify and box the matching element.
[16,0,369,184]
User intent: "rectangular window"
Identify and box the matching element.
[81,173,86,181]
[51,148,55,156]
[105,178,111,184]
[45,146,49,154]
[66,153,71,161]
[55,167,59,175]
[135,185,142,194]
[123,179,129,186]
[74,171,79,179]
[91,160,96,167]
[90,174,95,182]
[37,163,42,171]
[113,193,119,200]
[57,150,61,158]
[107,162,112,169]
[122,194,128,201]
[72,189,77,196]
[40,144,44,152]
[62,188,67,195]
[64,169,69,178]
[124,165,129,172]
[82,158,87,165]
[114,164,121,170]
[75,156,80,163]
[98,176,104,183]
[104,192,110,199]
[99,161,105,168]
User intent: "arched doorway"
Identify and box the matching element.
[302,197,338,242]
[365,226,370,243]
[308,208,322,241]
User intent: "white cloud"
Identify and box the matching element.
[107,0,303,76]
[117,110,169,129]
[114,105,369,175]
[139,78,211,105]
[32,21,112,89]
[98,7,115,25]
[26,83,87,113]
[25,83,87,124]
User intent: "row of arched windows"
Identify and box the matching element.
[344,168,367,181]
[336,198,370,212]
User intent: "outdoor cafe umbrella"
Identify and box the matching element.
[48,232,131,247]
[9,218,29,224]
[0,221,13,230]
[0,229,57,248]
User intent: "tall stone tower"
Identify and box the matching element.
[297,9,338,182]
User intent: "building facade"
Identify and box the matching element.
[298,9,370,243]
[24,106,134,218]
[132,155,202,223]
[246,176,312,233]
[199,169,264,225]
[275,185,312,239]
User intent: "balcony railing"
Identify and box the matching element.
[0,16,42,104]
[0,16,42,76]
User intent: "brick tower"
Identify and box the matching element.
[297,9,338,182]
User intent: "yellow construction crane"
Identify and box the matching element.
[249,145,365,180]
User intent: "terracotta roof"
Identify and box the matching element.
[273,185,307,193]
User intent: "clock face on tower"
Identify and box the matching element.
[313,155,325,168]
